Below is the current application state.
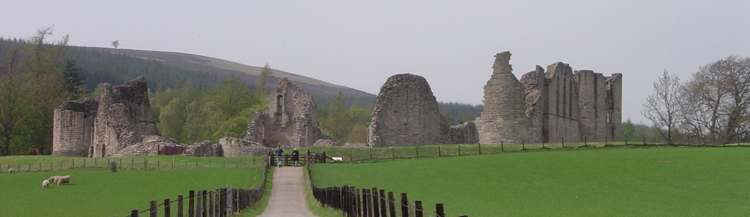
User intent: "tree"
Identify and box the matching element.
[111,40,119,49]
[678,56,750,145]
[61,59,86,99]
[256,64,273,94]
[0,27,70,155]
[642,70,680,143]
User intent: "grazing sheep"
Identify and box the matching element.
[42,179,50,188]
[47,175,61,183]
[7,168,13,173]
[56,175,70,186]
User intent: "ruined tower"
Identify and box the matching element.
[368,74,444,147]
[244,78,323,147]
[52,98,99,157]
[91,76,160,157]
[478,52,537,144]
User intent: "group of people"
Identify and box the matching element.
[274,146,300,168]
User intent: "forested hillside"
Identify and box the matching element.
[0,32,489,154]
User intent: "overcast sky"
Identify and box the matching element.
[2,1,749,124]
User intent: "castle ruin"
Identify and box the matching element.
[245,78,326,147]
[477,51,622,144]
[367,73,478,147]
[52,76,181,157]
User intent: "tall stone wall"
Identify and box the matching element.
[606,74,623,141]
[478,52,538,144]
[52,98,99,157]
[366,73,478,147]
[368,74,443,147]
[478,51,622,144]
[91,76,160,157]
[244,78,324,148]
[543,63,580,143]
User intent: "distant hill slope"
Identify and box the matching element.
[71,46,375,105]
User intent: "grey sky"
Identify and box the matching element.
[2,1,749,124]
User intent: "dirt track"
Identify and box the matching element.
[258,166,318,217]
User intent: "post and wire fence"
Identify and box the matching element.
[305,151,468,217]
[126,156,271,217]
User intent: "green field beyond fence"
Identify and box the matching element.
[310,147,750,217]
[0,156,266,217]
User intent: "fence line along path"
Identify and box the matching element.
[258,166,318,217]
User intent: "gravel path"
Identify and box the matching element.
[258,166,318,217]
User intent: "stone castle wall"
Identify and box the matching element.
[52,98,98,157]
[478,52,538,144]
[245,78,324,148]
[479,51,622,144]
[368,73,478,147]
[92,76,160,157]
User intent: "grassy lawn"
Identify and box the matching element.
[0,156,267,217]
[311,147,750,217]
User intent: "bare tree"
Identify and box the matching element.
[642,70,680,143]
[678,56,750,145]
[111,40,119,49]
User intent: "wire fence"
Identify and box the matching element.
[306,151,467,217]
[126,156,271,217]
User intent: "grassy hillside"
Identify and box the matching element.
[310,147,750,216]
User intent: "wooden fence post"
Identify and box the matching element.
[178,195,184,217]
[196,191,202,217]
[202,190,208,217]
[584,136,587,146]
[379,189,387,217]
[150,200,157,217]
[388,192,397,217]
[372,187,380,217]
[362,189,370,217]
[357,189,367,216]
[131,209,139,217]
[458,145,461,155]
[164,198,171,217]
[643,135,646,145]
[438,146,441,157]
[435,203,444,217]
[189,190,195,217]
[562,137,565,148]
[401,193,408,217]
[415,201,423,217]
[478,143,482,154]
[416,147,419,157]
[501,142,504,152]
[208,191,214,217]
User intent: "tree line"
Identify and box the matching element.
[642,55,750,145]
[0,28,85,155]
[0,28,512,155]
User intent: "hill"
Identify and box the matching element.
[67,46,376,106]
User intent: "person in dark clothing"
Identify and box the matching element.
[291,148,300,166]
[274,146,283,167]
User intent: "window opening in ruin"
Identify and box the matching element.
[276,95,284,122]
[607,109,613,123]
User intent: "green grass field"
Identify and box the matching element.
[311,147,750,217]
[0,156,267,217]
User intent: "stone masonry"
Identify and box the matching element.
[478,51,622,144]
[52,98,99,157]
[367,73,478,147]
[245,78,326,148]
[52,76,180,157]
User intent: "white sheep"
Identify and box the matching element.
[56,175,70,186]
[47,175,61,183]
[42,179,50,188]
[7,168,13,173]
